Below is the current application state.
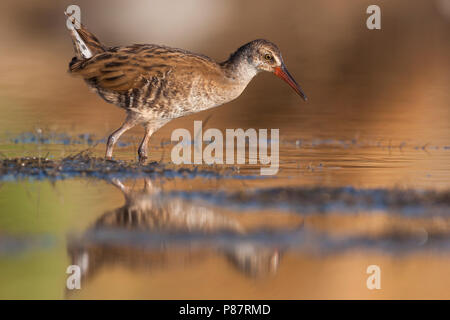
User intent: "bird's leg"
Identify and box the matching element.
[110,178,130,194]
[106,115,138,160]
[138,120,170,164]
[138,126,154,164]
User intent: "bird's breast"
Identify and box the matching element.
[180,75,247,113]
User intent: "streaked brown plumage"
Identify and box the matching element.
[66,14,307,163]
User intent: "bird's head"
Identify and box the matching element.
[233,39,307,101]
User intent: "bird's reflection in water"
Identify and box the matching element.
[96,179,244,234]
[68,179,283,288]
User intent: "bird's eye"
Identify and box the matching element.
[264,54,273,61]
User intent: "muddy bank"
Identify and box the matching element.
[1,155,449,216]
[173,187,450,217]
[0,154,241,181]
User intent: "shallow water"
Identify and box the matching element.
[1,125,449,299]
[1,0,450,299]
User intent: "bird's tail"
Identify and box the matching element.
[65,10,106,64]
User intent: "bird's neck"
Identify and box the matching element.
[220,50,259,85]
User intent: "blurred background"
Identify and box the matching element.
[0,0,449,299]
[0,0,449,142]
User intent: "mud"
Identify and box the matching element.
[0,153,238,181]
[178,187,450,216]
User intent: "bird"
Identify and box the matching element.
[65,12,307,164]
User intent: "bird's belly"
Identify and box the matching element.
[91,74,245,123]
[138,82,240,120]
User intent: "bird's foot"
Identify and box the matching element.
[138,155,148,165]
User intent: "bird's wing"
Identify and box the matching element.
[69,45,177,92]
